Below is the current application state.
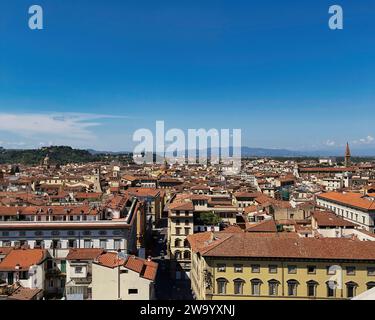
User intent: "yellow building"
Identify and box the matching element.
[168,200,194,280]
[188,231,375,300]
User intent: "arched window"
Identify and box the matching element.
[250,278,263,296]
[346,281,358,298]
[174,238,182,248]
[367,282,375,290]
[217,278,228,295]
[326,280,337,298]
[183,250,191,260]
[174,250,181,260]
[268,279,280,296]
[184,239,189,248]
[287,279,299,296]
[306,280,318,297]
[233,278,245,295]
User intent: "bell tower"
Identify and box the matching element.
[344,142,351,167]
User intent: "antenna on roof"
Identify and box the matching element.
[117,250,128,261]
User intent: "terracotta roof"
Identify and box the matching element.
[0,249,46,271]
[234,192,259,200]
[95,252,158,281]
[246,219,277,233]
[96,252,124,268]
[0,247,13,256]
[66,248,104,261]
[189,232,375,261]
[126,188,160,198]
[317,192,375,211]
[125,256,158,281]
[168,201,194,211]
[300,167,356,172]
[0,205,98,217]
[221,225,244,233]
[312,211,356,228]
[7,286,43,300]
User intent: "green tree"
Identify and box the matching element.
[195,212,222,226]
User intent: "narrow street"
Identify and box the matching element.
[152,218,194,300]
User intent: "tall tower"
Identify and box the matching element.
[344,142,351,167]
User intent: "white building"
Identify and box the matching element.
[91,251,158,300]
[317,192,375,232]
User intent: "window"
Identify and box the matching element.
[51,240,61,249]
[327,281,336,298]
[287,280,298,296]
[2,240,11,247]
[175,239,182,248]
[100,239,107,249]
[128,289,138,295]
[174,251,181,260]
[175,227,181,235]
[269,265,278,274]
[251,279,262,296]
[84,239,91,248]
[184,239,189,248]
[346,282,357,298]
[183,251,191,260]
[362,217,366,225]
[114,239,122,250]
[175,219,180,226]
[217,278,227,294]
[367,267,375,276]
[217,264,226,272]
[268,280,279,296]
[185,220,190,226]
[346,266,356,275]
[234,279,244,295]
[307,265,316,274]
[176,211,180,216]
[288,265,297,274]
[367,282,375,290]
[251,264,260,273]
[75,266,83,274]
[307,281,318,297]
[234,264,243,273]
[68,239,77,248]
[184,228,190,235]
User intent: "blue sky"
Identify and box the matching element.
[0,0,374,153]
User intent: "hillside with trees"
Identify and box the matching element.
[0,146,102,165]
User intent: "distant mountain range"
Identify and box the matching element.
[0,146,373,166]
[88,146,375,157]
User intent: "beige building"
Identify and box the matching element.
[91,251,157,300]
[188,231,375,300]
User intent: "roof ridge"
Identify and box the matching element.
[201,233,234,255]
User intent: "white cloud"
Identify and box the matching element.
[0,112,122,141]
[353,135,374,145]
[325,139,336,147]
